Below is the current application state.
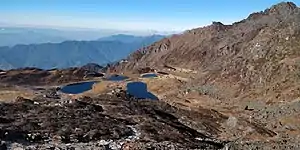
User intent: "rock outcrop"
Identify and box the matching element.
[0,64,105,86]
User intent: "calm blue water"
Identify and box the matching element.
[141,73,158,78]
[60,81,96,94]
[126,82,158,100]
[106,75,129,81]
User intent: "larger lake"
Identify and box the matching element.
[60,81,96,94]
[126,82,158,100]
[141,73,158,78]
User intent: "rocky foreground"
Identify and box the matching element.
[0,87,298,150]
[1,92,227,150]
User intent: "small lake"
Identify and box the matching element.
[105,74,129,81]
[60,81,96,94]
[141,73,158,78]
[126,82,158,100]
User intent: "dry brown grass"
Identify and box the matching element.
[142,77,183,99]
[83,80,127,97]
[280,115,300,127]
[0,90,35,102]
[90,81,115,94]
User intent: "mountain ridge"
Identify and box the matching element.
[116,1,300,101]
[0,34,164,70]
[98,34,165,43]
[0,26,169,47]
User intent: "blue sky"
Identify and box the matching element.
[1,0,299,31]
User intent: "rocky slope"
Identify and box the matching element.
[119,2,300,101]
[105,2,300,149]
[0,93,227,149]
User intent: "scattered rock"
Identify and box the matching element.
[245,105,255,111]
[136,67,156,74]
[44,88,60,99]
[226,116,238,129]
[0,141,7,150]
[15,96,34,104]
[0,94,226,149]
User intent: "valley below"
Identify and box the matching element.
[0,64,299,150]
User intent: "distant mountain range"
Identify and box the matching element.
[0,34,164,70]
[0,27,134,47]
[0,26,170,47]
[98,34,166,43]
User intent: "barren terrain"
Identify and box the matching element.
[1,2,300,150]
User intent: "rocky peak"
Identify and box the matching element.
[239,2,299,28]
[265,2,298,15]
[270,2,297,11]
[212,21,224,26]
[211,21,229,31]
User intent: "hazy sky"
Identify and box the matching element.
[1,0,299,31]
